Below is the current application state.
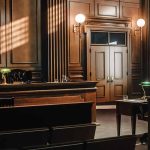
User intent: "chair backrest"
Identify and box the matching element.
[48,123,96,144]
[23,142,84,150]
[85,135,136,150]
[0,128,49,149]
[0,102,93,131]
[9,69,32,83]
[0,97,14,107]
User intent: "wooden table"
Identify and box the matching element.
[116,99,148,136]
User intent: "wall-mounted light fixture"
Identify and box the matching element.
[137,18,145,28]
[135,18,145,40]
[73,13,86,33]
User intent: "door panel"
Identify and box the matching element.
[109,46,127,100]
[91,46,110,102]
[91,46,127,102]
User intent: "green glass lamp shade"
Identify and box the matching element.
[140,81,150,87]
[0,68,11,74]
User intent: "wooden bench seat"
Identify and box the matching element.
[0,101,94,149]
[85,135,136,150]
[23,142,84,150]
[0,101,93,131]
[48,123,97,144]
[22,135,136,150]
[0,128,49,149]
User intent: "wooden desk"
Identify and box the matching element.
[116,100,148,136]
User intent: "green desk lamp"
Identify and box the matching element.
[139,81,150,100]
[0,68,11,85]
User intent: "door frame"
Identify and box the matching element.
[84,23,132,99]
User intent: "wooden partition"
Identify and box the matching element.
[0,102,94,149]
[0,81,97,121]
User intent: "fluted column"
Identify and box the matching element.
[47,0,68,82]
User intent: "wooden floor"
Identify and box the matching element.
[95,107,148,150]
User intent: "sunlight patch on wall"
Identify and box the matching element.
[0,16,29,54]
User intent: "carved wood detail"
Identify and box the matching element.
[95,0,119,18]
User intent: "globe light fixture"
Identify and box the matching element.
[134,18,145,41]
[75,14,86,24]
[73,13,86,32]
[137,18,145,28]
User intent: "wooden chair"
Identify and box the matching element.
[48,123,96,144]
[137,102,148,144]
[85,135,136,150]
[0,97,14,107]
[9,69,32,83]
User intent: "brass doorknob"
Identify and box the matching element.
[110,76,114,82]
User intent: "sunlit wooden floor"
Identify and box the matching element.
[95,107,148,150]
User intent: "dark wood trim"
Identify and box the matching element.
[142,0,150,81]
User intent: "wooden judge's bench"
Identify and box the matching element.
[0,81,97,122]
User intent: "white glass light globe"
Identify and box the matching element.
[137,19,145,27]
[75,14,85,24]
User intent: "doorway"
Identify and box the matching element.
[87,30,128,102]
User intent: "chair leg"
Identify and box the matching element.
[140,133,148,144]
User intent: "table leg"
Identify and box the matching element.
[131,115,136,135]
[116,113,121,136]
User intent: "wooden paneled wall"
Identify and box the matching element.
[68,0,94,80]
[142,0,150,81]
[0,0,68,82]
[47,0,68,82]
[0,0,6,68]
[68,0,143,98]
[0,0,42,81]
